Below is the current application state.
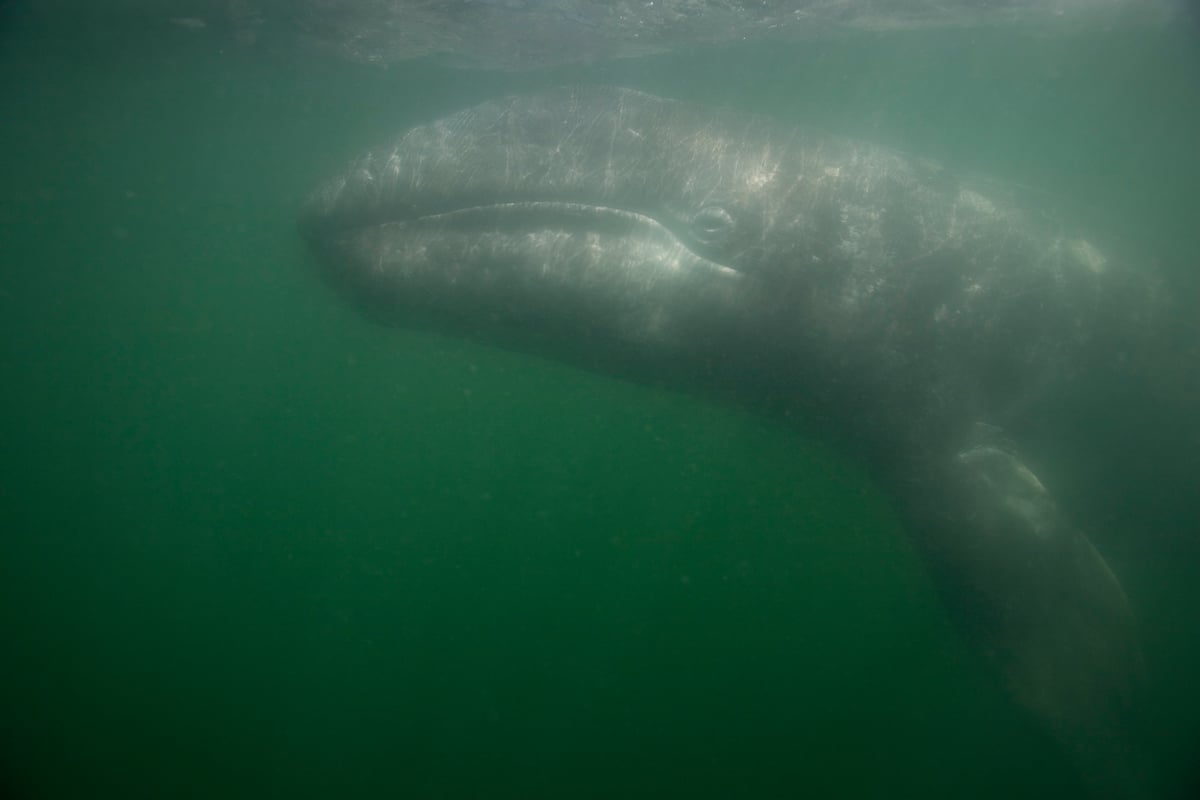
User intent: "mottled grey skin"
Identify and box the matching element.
[302,87,1153,793]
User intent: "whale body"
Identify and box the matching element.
[301,86,1156,793]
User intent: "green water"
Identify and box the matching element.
[1,8,1197,799]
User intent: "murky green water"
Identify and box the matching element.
[1,7,1197,799]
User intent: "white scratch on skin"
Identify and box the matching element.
[746,162,779,190]
[958,189,996,215]
[605,96,625,192]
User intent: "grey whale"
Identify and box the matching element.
[301,86,1160,793]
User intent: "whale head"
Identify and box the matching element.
[299,87,905,386]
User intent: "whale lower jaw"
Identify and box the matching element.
[310,200,748,352]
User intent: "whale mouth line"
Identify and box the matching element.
[409,200,654,226]
[307,197,732,271]
[332,200,676,242]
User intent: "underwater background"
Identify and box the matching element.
[1,4,1197,798]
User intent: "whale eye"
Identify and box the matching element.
[690,206,736,245]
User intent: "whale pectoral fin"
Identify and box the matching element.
[901,438,1144,796]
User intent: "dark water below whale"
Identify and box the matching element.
[1,6,1197,799]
